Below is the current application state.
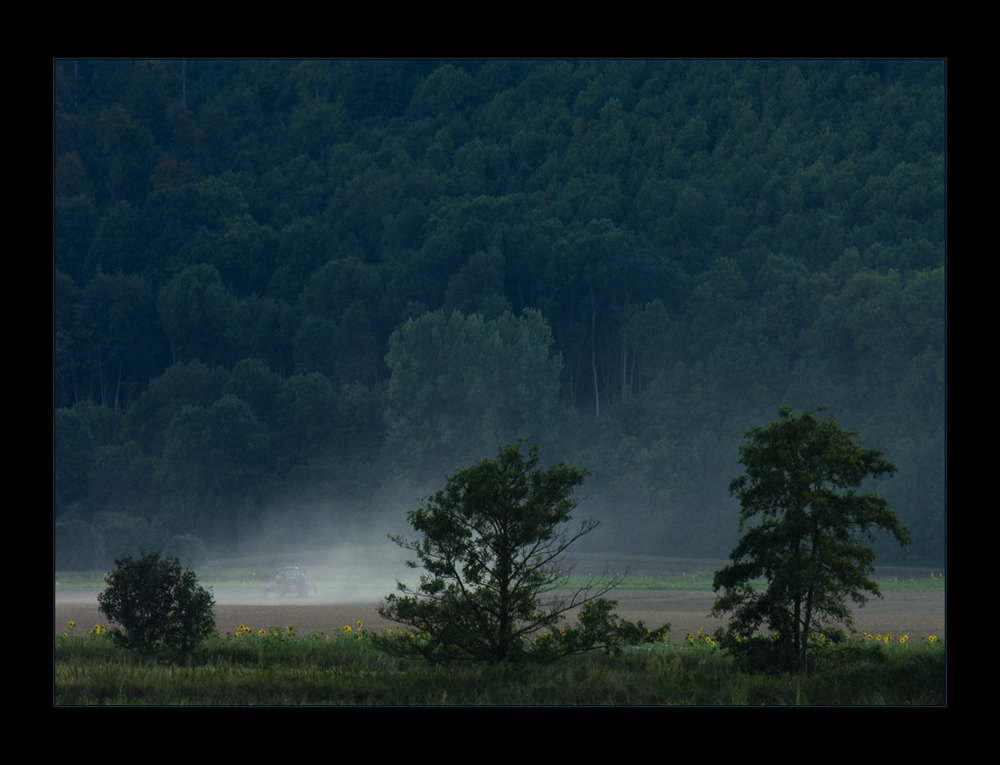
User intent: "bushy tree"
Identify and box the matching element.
[377,441,667,664]
[711,407,911,674]
[98,549,215,656]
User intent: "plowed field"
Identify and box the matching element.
[55,554,944,640]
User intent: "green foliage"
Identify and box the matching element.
[713,632,794,674]
[377,442,662,664]
[54,407,95,512]
[161,394,270,497]
[120,361,228,457]
[712,407,912,674]
[384,309,566,471]
[55,627,943,705]
[211,215,280,297]
[54,61,945,560]
[157,264,235,366]
[98,549,216,657]
[274,373,338,466]
[77,271,167,408]
[223,358,282,426]
[55,519,107,570]
[92,511,161,561]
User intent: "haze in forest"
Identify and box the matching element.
[54,59,945,574]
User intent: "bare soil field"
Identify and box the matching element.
[55,589,944,641]
[55,553,945,641]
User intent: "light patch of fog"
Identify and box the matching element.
[57,466,733,609]
[191,486,619,606]
[195,495,420,605]
[207,541,412,605]
[206,473,693,607]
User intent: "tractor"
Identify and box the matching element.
[274,566,312,597]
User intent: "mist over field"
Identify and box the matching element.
[55,60,945,578]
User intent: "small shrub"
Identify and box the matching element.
[98,549,215,657]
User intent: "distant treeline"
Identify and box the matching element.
[54,60,944,566]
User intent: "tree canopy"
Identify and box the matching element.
[54,60,944,561]
[377,441,666,663]
[711,407,911,674]
[384,309,564,472]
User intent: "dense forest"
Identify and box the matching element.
[54,60,945,568]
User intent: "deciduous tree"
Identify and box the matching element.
[377,441,667,664]
[711,407,911,674]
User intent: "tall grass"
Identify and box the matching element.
[55,624,944,705]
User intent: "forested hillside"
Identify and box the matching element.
[54,60,945,567]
